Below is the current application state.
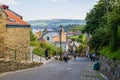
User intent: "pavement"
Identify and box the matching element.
[38,57,108,80]
[30,46,54,64]
[80,61,108,80]
[0,57,108,80]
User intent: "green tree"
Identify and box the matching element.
[30,30,36,42]
[82,0,120,59]
[108,1,120,50]
[83,0,107,35]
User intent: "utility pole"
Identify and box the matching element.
[59,25,62,60]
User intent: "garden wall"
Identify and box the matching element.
[99,55,120,80]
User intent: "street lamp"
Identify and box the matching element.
[59,25,62,60]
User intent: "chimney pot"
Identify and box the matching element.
[2,5,9,9]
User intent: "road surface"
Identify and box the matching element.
[0,57,90,80]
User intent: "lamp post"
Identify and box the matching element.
[59,25,62,60]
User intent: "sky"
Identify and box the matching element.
[0,0,99,21]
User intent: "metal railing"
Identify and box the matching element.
[31,53,42,62]
[0,46,29,62]
[0,46,44,63]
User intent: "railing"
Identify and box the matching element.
[31,53,42,62]
[0,46,29,62]
[0,46,44,63]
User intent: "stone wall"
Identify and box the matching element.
[5,27,30,61]
[99,55,120,80]
[0,60,42,73]
[0,7,7,58]
[0,6,30,62]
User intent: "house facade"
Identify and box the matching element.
[42,31,59,43]
[36,27,68,51]
[0,5,30,61]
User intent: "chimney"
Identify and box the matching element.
[2,5,9,10]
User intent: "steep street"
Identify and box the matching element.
[0,57,91,80]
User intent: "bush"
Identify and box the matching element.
[30,41,40,47]
[33,42,60,57]
[100,47,120,60]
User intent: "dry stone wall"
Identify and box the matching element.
[0,60,42,73]
[0,7,30,61]
[0,7,7,58]
[5,27,30,61]
[100,55,120,80]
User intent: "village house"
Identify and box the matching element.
[67,31,81,37]
[36,27,68,51]
[0,5,30,61]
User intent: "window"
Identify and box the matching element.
[8,18,15,22]
[47,37,49,40]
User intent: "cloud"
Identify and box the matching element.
[0,0,18,5]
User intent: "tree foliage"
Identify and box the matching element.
[108,1,120,50]
[30,30,36,42]
[83,0,120,53]
[33,42,60,57]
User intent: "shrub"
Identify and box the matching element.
[33,42,60,57]
[100,47,120,60]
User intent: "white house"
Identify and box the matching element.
[36,27,68,51]
[42,31,58,43]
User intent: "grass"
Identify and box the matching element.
[96,71,105,80]
[100,47,120,60]
[30,41,40,47]
[32,41,61,57]
[33,47,45,57]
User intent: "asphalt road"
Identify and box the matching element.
[0,57,90,80]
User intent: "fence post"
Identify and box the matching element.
[32,53,34,61]
[40,56,42,63]
[14,50,17,60]
[25,53,27,62]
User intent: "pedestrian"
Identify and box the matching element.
[63,51,68,62]
[45,48,49,60]
[72,43,77,60]
[73,52,76,60]
[92,53,96,62]
[89,54,93,61]
[85,51,89,58]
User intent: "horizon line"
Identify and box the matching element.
[27,18,85,21]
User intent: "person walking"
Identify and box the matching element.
[85,51,89,58]
[45,48,49,60]
[63,51,68,63]
[92,53,96,62]
[72,43,77,60]
[89,54,93,61]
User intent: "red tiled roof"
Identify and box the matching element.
[2,5,29,25]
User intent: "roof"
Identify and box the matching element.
[1,5,30,26]
[54,41,68,44]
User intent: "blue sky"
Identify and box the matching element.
[0,0,99,21]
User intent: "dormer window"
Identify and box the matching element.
[8,18,15,22]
